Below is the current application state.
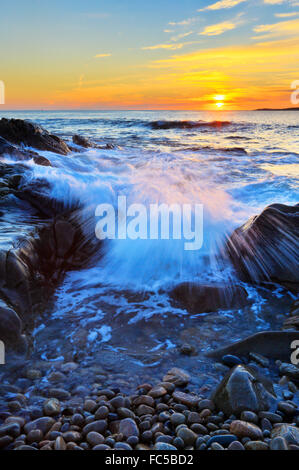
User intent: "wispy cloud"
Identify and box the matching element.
[169,18,196,26]
[198,0,246,12]
[149,36,299,68]
[142,42,196,50]
[94,53,112,58]
[199,21,238,36]
[171,31,194,41]
[275,11,299,16]
[252,17,299,39]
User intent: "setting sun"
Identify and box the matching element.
[214,95,225,102]
[214,94,225,109]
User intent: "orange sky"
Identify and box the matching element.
[1,1,299,110]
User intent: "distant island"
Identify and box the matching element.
[255,107,299,111]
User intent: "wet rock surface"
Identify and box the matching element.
[0,300,23,347]
[170,282,249,314]
[207,331,299,361]
[0,210,101,351]
[0,119,70,155]
[226,203,299,291]
[0,136,52,167]
[0,137,29,161]
[212,365,277,416]
[72,134,115,151]
[0,126,102,352]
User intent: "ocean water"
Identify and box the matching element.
[1,110,298,392]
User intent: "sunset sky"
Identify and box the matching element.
[1,0,299,110]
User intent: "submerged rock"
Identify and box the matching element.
[179,343,197,356]
[163,368,191,386]
[170,282,249,314]
[72,134,91,148]
[72,134,114,150]
[0,118,70,155]
[226,203,299,291]
[211,365,277,416]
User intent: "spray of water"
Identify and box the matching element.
[19,147,251,288]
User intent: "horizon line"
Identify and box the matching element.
[1,107,298,112]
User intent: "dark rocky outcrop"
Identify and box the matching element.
[0,207,101,350]
[212,365,277,416]
[31,211,101,283]
[0,136,27,160]
[0,121,110,352]
[170,282,249,314]
[14,178,70,217]
[0,136,51,167]
[0,135,102,352]
[226,203,299,291]
[0,119,70,155]
[0,250,32,322]
[0,162,27,209]
[207,331,299,360]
